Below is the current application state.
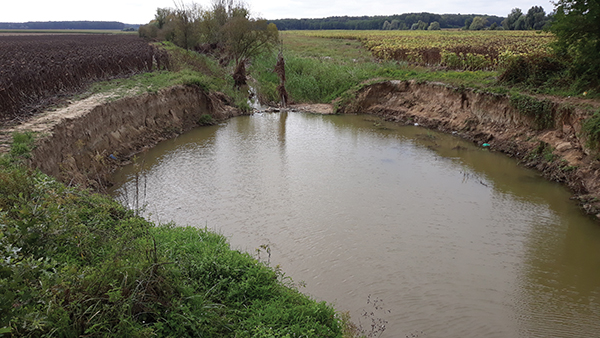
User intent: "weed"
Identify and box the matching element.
[527,141,557,162]
[198,114,216,126]
[582,109,600,151]
[9,131,35,160]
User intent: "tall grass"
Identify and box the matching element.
[250,33,498,105]
[0,141,344,337]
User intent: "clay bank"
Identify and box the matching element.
[7,80,600,219]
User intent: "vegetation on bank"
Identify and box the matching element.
[0,137,346,337]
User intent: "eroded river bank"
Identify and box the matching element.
[8,80,600,218]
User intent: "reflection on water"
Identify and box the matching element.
[111,113,600,338]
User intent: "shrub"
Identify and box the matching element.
[499,53,566,87]
[198,114,216,126]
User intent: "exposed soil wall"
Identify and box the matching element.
[338,80,600,219]
[19,80,600,219]
[30,85,244,190]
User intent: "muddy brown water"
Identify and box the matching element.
[110,113,600,338]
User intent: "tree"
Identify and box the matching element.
[513,16,527,30]
[551,0,600,84]
[382,20,391,30]
[224,17,278,68]
[428,21,440,30]
[172,1,201,50]
[525,6,550,30]
[155,8,171,29]
[502,8,522,30]
[469,16,487,30]
[463,18,473,30]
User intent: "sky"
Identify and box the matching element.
[2,0,555,24]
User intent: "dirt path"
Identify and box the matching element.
[0,92,120,154]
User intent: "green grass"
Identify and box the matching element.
[0,141,345,337]
[582,109,600,151]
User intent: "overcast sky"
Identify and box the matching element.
[2,0,554,24]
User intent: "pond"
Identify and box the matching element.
[111,112,600,338]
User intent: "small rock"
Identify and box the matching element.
[556,142,572,152]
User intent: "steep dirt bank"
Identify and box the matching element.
[338,80,600,219]
[27,85,243,189]
[4,80,600,218]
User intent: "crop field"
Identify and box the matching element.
[298,30,555,71]
[0,34,169,121]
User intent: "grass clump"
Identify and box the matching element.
[9,131,35,159]
[582,109,600,151]
[0,145,344,336]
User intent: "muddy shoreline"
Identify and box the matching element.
[3,80,600,219]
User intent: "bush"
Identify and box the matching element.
[499,53,566,87]
[198,114,216,126]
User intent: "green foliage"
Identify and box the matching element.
[198,114,216,126]
[469,17,487,31]
[509,93,556,130]
[551,0,600,87]
[582,110,600,151]
[141,0,278,68]
[502,7,551,30]
[498,53,567,90]
[527,141,557,162]
[9,131,35,159]
[251,51,378,103]
[0,153,343,336]
[428,21,441,30]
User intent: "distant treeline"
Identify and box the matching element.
[269,13,505,30]
[0,21,139,30]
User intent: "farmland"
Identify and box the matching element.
[298,30,555,71]
[0,34,169,121]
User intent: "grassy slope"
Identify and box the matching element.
[0,136,344,336]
